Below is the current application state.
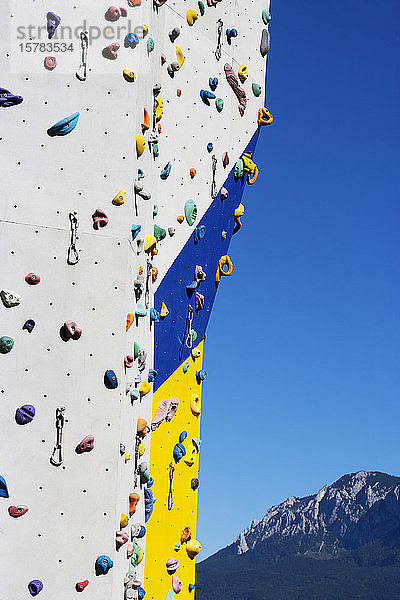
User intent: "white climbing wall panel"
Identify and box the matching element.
[0,0,270,597]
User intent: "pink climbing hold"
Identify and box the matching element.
[161,53,167,65]
[116,530,129,550]
[92,209,108,230]
[151,398,171,430]
[44,56,57,71]
[76,435,95,454]
[222,151,230,167]
[195,291,205,312]
[172,574,182,594]
[102,42,120,60]
[220,187,228,200]
[195,265,206,283]
[25,273,41,285]
[120,7,128,17]
[8,505,29,518]
[105,6,121,21]
[63,320,82,340]
[124,355,134,368]
[224,63,247,116]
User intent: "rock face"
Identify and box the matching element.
[224,471,400,558]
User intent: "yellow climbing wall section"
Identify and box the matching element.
[144,341,205,599]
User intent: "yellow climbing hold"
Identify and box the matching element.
[215,255,234,283]
[155,96,163,122]
[120,513,129,528]
[112,190,126,206]
[144,235,157,254]
[258,107,273,126]
[186,539,202,559]
[191,393,201,416]
[176,46,185,67]
[123,68,136,82]
[160,302,169,317]
[138,441,145,457]
[124,452,131,462]
[241,152,256,174]
[136,134,146,157]
[184,444,197,467]
[142,24,149,37]
[140,380,151,396]
[234,203,245,218]
[186,9,198,26]
[238,64,248,83]
[247,166,259,185]
[138,546,145,564]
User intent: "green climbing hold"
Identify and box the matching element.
[153,143,159,158]
[184,199,197,226]
[262,9,271,24]
[190,330,198,343]
[138,168,145,179]
[198,1,205,16]
[154,224,166,242]
[153,205,158,217]
[215,98,224,112]
[234,159,244,180]
[0,336,14,354]
[221,230,227,240]
[183,362,189,373]
[134,341,140,360]
[147,38,154,52]
[135,304,147,318]
[252,83,262,97]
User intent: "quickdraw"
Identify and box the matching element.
[76,31,89,81]
[211,155,218,198]
[168,462,175,511]
[215,255,233,283]
[50,407,66,467]
[145,259,152,308]
[185,305,194,349]
[67,212,79,265]
[215,19,223,61]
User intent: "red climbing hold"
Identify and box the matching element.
[75,580,89,592]
[25,273,41,285]
[75,435,95,454]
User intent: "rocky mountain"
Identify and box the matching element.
[196,472,400,600]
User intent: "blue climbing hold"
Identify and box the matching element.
[148,369,158,382]
[160,161,172,180]
[200,89,216,105]
[47,11,61,39]
[125,33,139,48]
[147,476,154,488]
[28,580,43,596]
[196,369,207,382]
[15,404,35,425]
[226,28,238,44]
[104,370,118,389]
[0,475,9,498]
[183,363,189,373]
[179,431,188,443]
[95,555,113,575]
[194,225,206,244]
[47,112,79,137]
[137,525,146,538]
[144,487,154,522]
[191,478,199,491]
[0,87,23,108]
[186,280,198,298]
[207,142,213,152]
[150,308,160,323]
[131,224,142,240]
[130,388,140,402]
[209,77,218,91]
[138,587,146,600]
[173,442,186,463]
[189,584,196,592]
[22,319,35,333]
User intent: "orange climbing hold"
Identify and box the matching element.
[215,255,234,283]
[141,108,150,133]
[137,418,147,438]
[128,0,141,5]
[177,89,181,97]
[180,526,192,544]
[129,492,140,516]
[152,267,158,282]
[139,266,143,275]
[126,313,134,331]
[190,168,196,178]
[177,215,184,223]
[158,123,162,133]
[257,107,273,126]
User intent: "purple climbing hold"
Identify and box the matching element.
[23,319,36,333]
[0,87,23,108]
[28,580,43,596]
[46,12,61,39]
[15,404,35,425]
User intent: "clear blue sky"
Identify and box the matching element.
[197,0,400,559]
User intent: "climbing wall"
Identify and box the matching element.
[0,0,271,598]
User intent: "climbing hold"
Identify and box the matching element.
[176,46,185,67]
[116,531,129,550]
[179,431,188,443]
[167,61,180,78]
[120,513,129,528]
[177,215,184,223]
[129,492,140,516]
[105,6,120,21]
[252,83,262,97]
[134,182,152,200]
[183,363,189,373]
[125,354,134,368]
[168,227,175,236]
[185,199,198,226]
[142,23,149,36]
[194,225,206,244]
[125,451,131,462]
[189,584,195,592]
[144,487,154,522]
[224,63,247,116]
[262,9,271,24]
[0,476,9,498]
[0,87,23,108]
[102,42,120,60]
[104,370,118,389]
[111,190,126,207]
[148,369,157,382]
[260,28,271,57]
[151,398,170,430]
[152,267,159,282]
[160,161,172,180]
[186,9,198,25]
[76,435,95,454]
[234,158,244,179]
[95,555,113,575]
[123,68,136,82]
[238,64,248,83]
[140,381,151,396]
[172,575,182,594]
[155,95,164,121]
[22,319,35,334]
[1,289,21,307]
[47,112,79,137]
[138,349,147,372]
[190,168,197,178]
[137,418,148,438]
[174,543,181,552]
[147,38,154,53]
[160,302,169,317]
[195,291,204,312]
[62,320,82,341]
[166,557,180,574]
[47,11,61,39]
[166,398,179,421]
[150,308,160,323]
[136,135,146,157]
[220,187,228,200]
[131,224,142,240]
[125,33,139,48]
[222,151,230,168]
[186,540,201,559]
[191,478,199,490]
[131,524,146,538]
[247,166,259,185]
[184,444,197,466]
[198,0,205,15]
[180,526,191,544]
[0,336,14,354]
[161,53,167,65]
[186,281,197,297]
[207,142,213,152]
[126,313,134,331]
[196,369,207,382]
[234,203,245,231]
[15,404,35,425]
[215,98,224,112]
[135,304,147,318]
[92,209,108,229]
[144,236,157,253]
[75,580,89,592]
[141,108,150,132]
[195,265,206,282]
[200,89,216,105]
[134,343,141,361]
[209,77,218,91]
[169,27,180,43]
[226,28,238,44]
[138,587,146,600]
[191,348,201,359]
[138,168,145,180]
[215,255,234,282]
[258,106,273,126]
[177,88,182,97]
[173,443,186,462]
[44,56,57,71]
[221,230,227,240]
[28,580,43,596]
